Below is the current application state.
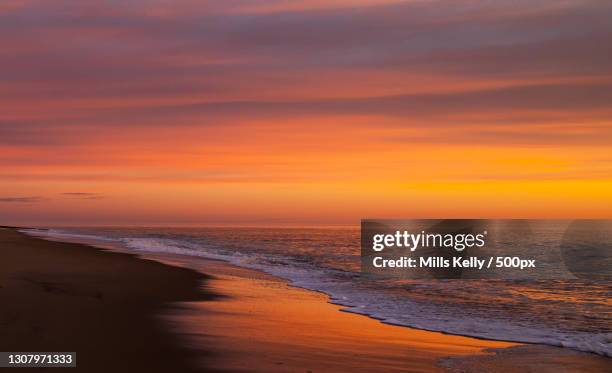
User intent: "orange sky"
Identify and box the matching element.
[1,0,612,225]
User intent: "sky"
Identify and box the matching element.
[1,0,611,226]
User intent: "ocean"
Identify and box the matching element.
[26,222,611,357]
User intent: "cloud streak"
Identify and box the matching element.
[61,192,105,200]
[0,196,44,203]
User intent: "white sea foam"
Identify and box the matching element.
[22,228,119,242]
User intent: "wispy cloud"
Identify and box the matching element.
[62,192,105,200]
[0,196,44,203]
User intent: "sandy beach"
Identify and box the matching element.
[0,228,214,372]
[1,229,609,372]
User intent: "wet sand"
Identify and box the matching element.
[440,345,611,373]
[159,258,517,372]
[157,256,611,372]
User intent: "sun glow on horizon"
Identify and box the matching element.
[1,0,612,225]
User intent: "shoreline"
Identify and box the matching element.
[24,227,611,358]
[158,254,610,372]
[4,228,610,372]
